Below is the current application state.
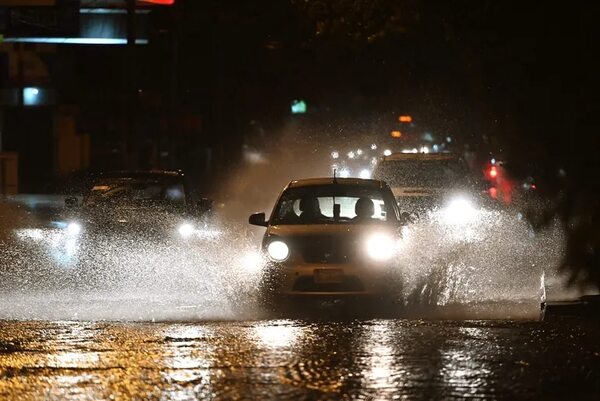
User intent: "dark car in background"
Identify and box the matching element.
[63,170,214,240]
[14,170,216,270]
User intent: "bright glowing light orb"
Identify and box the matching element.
[178,223,195,237]
[267,241,289,261]
[442,198,478,225]
[66,222,82,235]
[365,233,395,261]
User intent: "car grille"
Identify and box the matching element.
[295,235,357,264]
[292,276,365,293]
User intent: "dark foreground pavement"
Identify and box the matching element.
[0,319,598,400]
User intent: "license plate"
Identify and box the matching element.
[314,269,343,284]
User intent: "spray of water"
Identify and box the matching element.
[0,122,580,321]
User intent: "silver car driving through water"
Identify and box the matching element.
[249,177,407,312]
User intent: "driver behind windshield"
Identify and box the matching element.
[273,185,396,225]
[298,196,326,222]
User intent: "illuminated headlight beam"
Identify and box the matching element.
[178,223,195,238]
[365,233,395,261]
[442,198,478,225]
[66,222,82,236]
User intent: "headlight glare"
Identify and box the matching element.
[442,197,478,225]
[267,240,289,261]
[178,223,195,238]
[66,222,82,235]
[366,233,395,261]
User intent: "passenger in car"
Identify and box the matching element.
[353,197,375,221]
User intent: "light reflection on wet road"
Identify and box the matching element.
[0,319,598,400]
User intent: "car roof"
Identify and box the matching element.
[380,152,459,162]
[287,177,386,189]
[95,170,184,179]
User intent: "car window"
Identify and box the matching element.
[272,185,396,225]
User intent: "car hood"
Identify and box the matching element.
[65,206,189,233]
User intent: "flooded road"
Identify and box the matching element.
[0,319,598,400]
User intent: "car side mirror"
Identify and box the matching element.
[65,196,78,208]
[196,198,214,214]
[249,212,268,227]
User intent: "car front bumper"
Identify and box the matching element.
[261,262,398,299]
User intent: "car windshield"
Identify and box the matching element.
[375,159,471,188]
[83,178,186,207]
[272,184,397,225]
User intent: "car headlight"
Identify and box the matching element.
[267,240,289,262]
[442,197,478,225]
[66,222,82,236]
[178,223,195,238]
[365,233,395,261]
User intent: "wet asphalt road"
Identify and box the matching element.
[0,319,598,400]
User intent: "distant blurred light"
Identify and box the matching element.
[291,99,307,114]
[411,148,418,153]
[432,144,439,152]
[446,136,452,143]
[347,151,356,159]
[383,149,392,156]
[422,132,434,142]
[390,130,402,138]
[339,168,351,178]
[421,146,429,154]
[399,115,413,123]
[331,151,339,159]
[356,149,363,156]
[244,150,266,164]
[23,87,40,105]
[139,0,176,4]
[489,187,498,199]
[370,144,377,150]
[359,169,371,179]
[491,158,496,165]
[371,157,378,165]
[489,166,498,178]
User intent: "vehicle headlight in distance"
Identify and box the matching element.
[66,222,82,236]
[267,240,289,262]
[178,223,195,238]
[366,233,395,261]
[443,197,478,225]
